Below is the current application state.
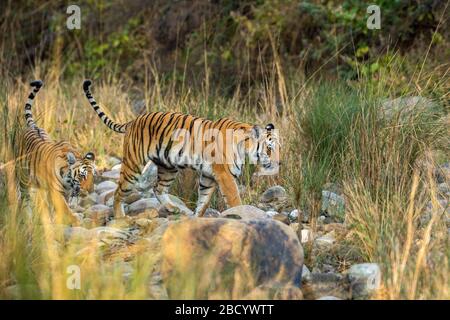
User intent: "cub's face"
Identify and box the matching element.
[64,152,96,197]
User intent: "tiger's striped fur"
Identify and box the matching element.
[83,79,278,218]
[17,80,96,225]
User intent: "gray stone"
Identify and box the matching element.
[203,208,220,218]
[127,198,160,216]
[101,170,120,180]
[302,265,311,281]
[221,205,271,220]
[258,185,290,211]
[347,263,381,299]
[165,194,194,216]
[78,193,97,208]
[111,164,122,172]
[321,190,345,220]
[314,231,336,248]
[435,163,450,183]
[107,156,121,167]
[96,181,117,194]
[260,185,287,203]
[97,189,115,205]
[85,204,113,223]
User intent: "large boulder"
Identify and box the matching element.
[161,218,304,299]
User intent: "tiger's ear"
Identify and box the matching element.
[251,125,263,139]
[67,152,76,165]
[84,152,95,161]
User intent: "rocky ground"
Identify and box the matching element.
[59,157,450,299]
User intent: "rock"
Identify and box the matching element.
[101,170,120,180]
[438,183,449,195]
[434,163,450,183]
[221,205,271,220]
[289,209,299,221]
[124,191,142,204]
[266,210,279,218]
[321,190,345,221]
[302,265,311,281]
[301,229,312,243]
[96,181,117,194]
[317,296,342,300]
[97,189,115,205]
[127,198,160,216]
[258,185,290,211]
[161,218,304,299]
[79,193,97,208]
[135,218,153,228]
[134,209,159,220]
[107,156,121,167]
[314,231,336,248]
[111,164,122,172]
[203,208,220,218]
[273,213,290,225]
[301,273,350,300]
[347,263,381,299]
[164,194,194,216]
[260,185,287,203]
[85,204,113,224]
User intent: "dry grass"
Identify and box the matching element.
[0,43,449,299]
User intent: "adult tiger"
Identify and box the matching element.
[17,80,96,225]
[83,79,279,218]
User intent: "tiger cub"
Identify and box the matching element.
[83,79,279,218]
[17,80,96,225]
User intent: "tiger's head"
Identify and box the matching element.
[242,123,280,176]
[63,151,96,198]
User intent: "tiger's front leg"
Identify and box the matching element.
[194,175,217,217]
[50,189,81,226]
[212,164,242,209]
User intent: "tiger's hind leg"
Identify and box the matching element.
[114,160,142,218]
[194,175,217,217]
[153,166,185,214]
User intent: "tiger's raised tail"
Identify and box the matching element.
[82,80,129,133]
[25,80,43,128]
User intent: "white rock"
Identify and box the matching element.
[96,181,117,194]
[111,164,122,172]
[347,263,381,299]
[265,210,278,218]
[101,170,120,180]
[289,209,299,220]
[302,265,311,281]
[314,232,336,248]
[317,296,342,300]
[301,229,311,243]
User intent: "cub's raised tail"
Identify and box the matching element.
[25,80,43,128]
[82,79,129,133]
